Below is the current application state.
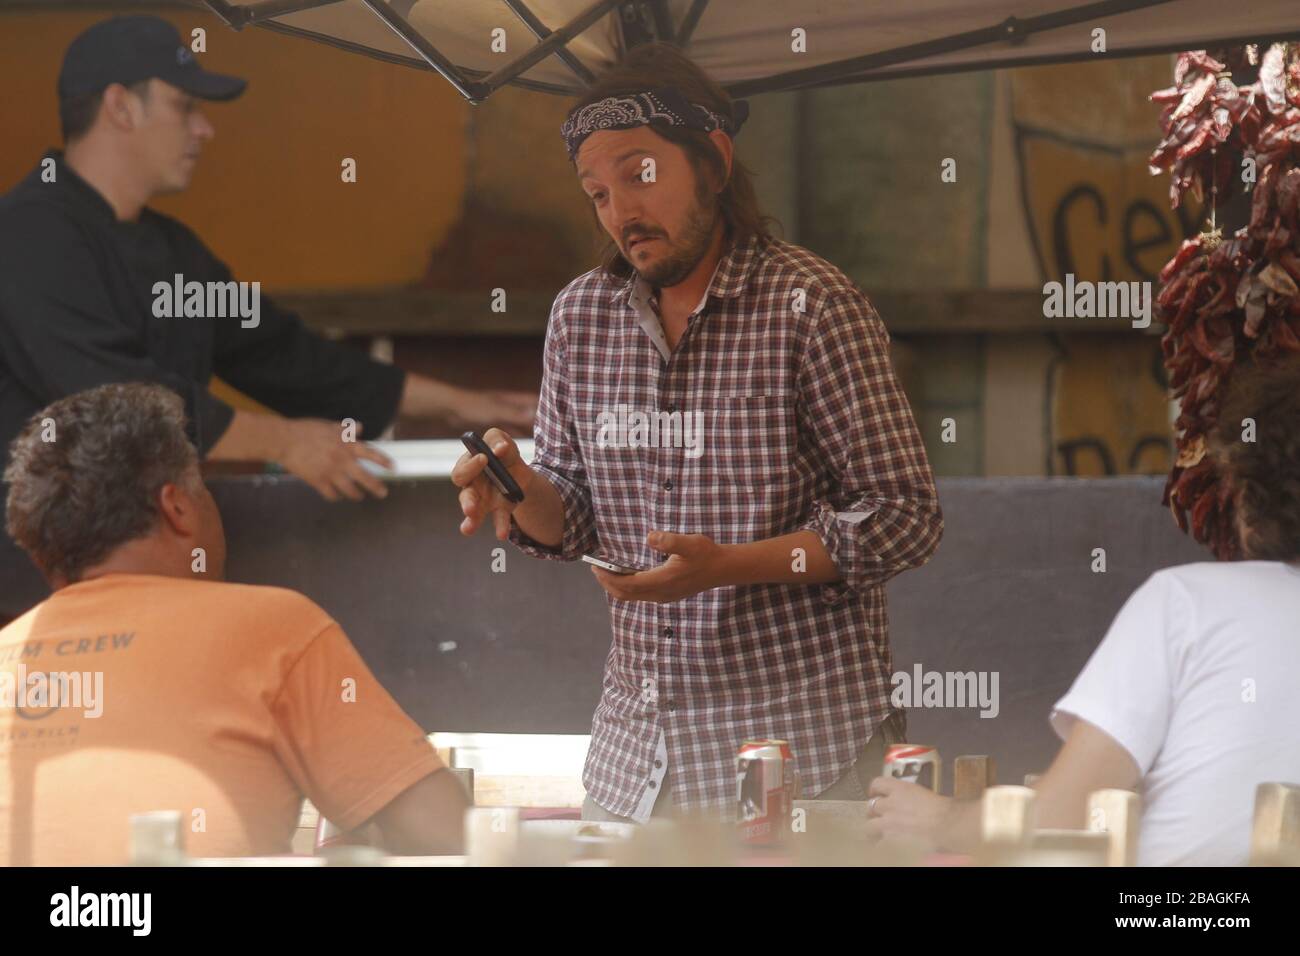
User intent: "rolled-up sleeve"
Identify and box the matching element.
[508,301,598,561]
[796,291,943,603]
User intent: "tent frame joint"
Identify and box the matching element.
[201,0,346,32]
[1000,16,1029,47]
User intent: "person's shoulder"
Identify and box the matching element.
[0,600,45,642]
[553,265,625,311]
[753,238,870,306]
[174,579,337,640]
[0,175,91,246]
[195,579,331,617]
[1126,561,1214,604]
[1126,560,1294,635]
[547,266,627,341]
[139,206,206,248]
[1152,560,1298,597]
[1151,559,1249,586]
[0,161,49,212]
[750,238,883,339]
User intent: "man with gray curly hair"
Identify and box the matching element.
[0,383,467,864]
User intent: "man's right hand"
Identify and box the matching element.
[278,418,393,502]
[208,409,394,502]
[451,426,534,540]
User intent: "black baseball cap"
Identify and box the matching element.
[58,15,247,102]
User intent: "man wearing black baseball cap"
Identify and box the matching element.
[58,13,248,104]
[0,15,534,501]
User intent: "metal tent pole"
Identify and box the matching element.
[200,0,345,30]
[724,0,1176,97]
[503,0,597,85]
[359,0,483,101]
[476,0,622,97]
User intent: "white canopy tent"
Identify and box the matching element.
[196,0,1300,102]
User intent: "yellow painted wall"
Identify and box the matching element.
[1011,57,1206,285]
[469,84,597,265]
[979,57,1187,476]
[1054,335,1171,477]
[0,5,469,289]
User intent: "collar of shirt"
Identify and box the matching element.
[620,233,765,363]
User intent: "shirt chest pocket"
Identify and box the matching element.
[704,393,798,489]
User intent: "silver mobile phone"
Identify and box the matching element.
[582,554,643,575]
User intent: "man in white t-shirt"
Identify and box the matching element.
[864,356,1300,865]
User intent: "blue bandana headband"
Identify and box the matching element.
[562,87,749,161]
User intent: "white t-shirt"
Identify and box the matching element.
[1051,560,1300,866]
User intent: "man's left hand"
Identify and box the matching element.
[589,531,728,603]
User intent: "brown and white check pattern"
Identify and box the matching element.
[510,234,943,817]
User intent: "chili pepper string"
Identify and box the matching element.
[1150,42,1300,559]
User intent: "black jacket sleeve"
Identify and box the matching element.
[0,204,234,455]
[196,233,406,439]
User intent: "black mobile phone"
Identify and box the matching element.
[460,431,525,504]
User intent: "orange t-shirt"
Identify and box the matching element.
[0,574,443,865]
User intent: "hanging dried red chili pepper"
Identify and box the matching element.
[1150,43,1300,559]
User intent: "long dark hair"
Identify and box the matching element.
[568,42,776,278]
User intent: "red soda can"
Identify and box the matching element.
[735,739,800,844]
[883,744,942,792]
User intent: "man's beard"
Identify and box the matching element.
[627,181,719,289]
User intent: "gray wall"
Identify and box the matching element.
[0,475,1208,790]
[889,476,1205,786]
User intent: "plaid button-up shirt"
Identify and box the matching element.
[510,233,942,818]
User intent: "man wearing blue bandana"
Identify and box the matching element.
[454,43,942,821]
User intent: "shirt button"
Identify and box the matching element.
[647,779,658,790]
[654,759,663,769]
[663,479,673,491]
[662,625,674,639]
[666,700,677,712]
[666,404,677,413]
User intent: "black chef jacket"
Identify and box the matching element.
[0,150,406,469]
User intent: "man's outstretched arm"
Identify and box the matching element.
[865,718,1141,854]
[371,768,470,855]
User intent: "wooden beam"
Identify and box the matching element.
[268,287,1159,339]
[470,774,585,809]
[277,289,557,338]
